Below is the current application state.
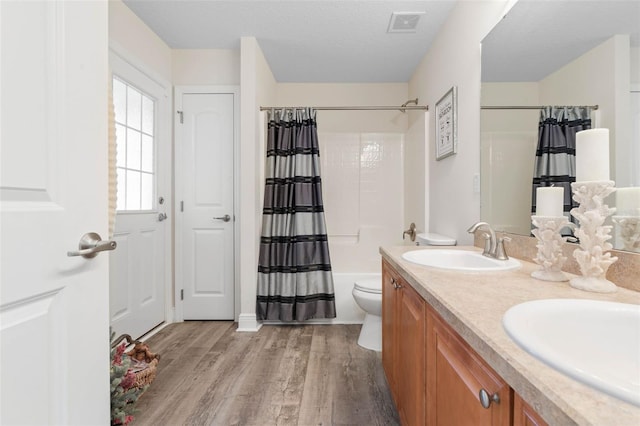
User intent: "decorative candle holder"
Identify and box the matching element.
[612,215,640,253]
[531,216,572,282]
[569,181,618,293]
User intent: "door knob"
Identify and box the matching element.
[67,232,117,259]
[158,212,168,222]
[213,214,231,222]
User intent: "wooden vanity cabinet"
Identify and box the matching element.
[381,260,425,426]
[382,260,547,426]
[513,393,548,426]
[426,308,512,426]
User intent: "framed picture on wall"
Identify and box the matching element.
[435,86,457,160]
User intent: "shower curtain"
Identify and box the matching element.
[256,108,336,321]
[532,106,592,226]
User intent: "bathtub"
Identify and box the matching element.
[311,272,381,324]
[261,272,381,325]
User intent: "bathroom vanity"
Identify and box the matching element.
[380,246,640,426]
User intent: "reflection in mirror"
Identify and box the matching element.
[480,0,640,252]
[613,187,640,253]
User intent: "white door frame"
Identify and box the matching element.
[109,42,174,329]
[174,86,240,322]
[631,83,639,186]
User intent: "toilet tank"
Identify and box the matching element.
[416,232,456,246]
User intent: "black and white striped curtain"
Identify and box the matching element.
[532,106,592,222]
[256,108,336,321]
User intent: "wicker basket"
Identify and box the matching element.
[112,334,160,389]
[130,357,159,388]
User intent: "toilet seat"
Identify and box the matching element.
[354,278,381,294]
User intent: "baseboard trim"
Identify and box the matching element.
[236,313,262,332]
[138,322,171,343]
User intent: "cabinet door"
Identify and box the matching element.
[397,281,426,426]
[427,309,511,426]
[382,260,399,402]
[514,393,548,426]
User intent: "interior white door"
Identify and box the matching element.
[0,1,110,424]
[109,54,170,340]
[176,90,236,320]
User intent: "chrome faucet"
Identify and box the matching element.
[466,222,510,260]
[403,223,417,242]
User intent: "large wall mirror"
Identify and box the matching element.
[480,0,640,252]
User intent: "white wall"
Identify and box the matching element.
[108,0,172,82]
[404,114,428,234]
[408,1,508,245]
[238,37,276,330]
[172,49,240,85]
[632,47,639,85]
[276,84,408,133]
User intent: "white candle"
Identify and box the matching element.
[536,186,564,217]
[616,187,640,215]
[575,128,610,182]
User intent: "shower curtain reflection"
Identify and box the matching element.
[532,106,592,230]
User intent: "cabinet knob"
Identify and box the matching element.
[390,277,402,289]
[479,388,500,409]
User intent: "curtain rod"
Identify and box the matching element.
[259,105,428,112]
[481,105,599,110]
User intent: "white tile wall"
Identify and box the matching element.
[481,130,538,235]
[320,132,404,272]
[321,133,360,240]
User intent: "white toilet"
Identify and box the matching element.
[415,232,457,247]
[352,232,456,351]
[352,277,383,351]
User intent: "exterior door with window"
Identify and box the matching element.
[109,52,170,339]
[175,88,237,320]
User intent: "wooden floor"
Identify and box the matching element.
[133,322,400,426]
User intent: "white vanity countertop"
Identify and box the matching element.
[380,245,640,426]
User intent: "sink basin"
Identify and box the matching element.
[401,249,521,272]
[503,299,640,407]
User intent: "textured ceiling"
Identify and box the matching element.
[122,0,457,83]
[122,0,640,84]
[482,0,640,82]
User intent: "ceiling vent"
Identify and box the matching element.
[387,12,425,33]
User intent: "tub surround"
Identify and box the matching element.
[380,245,640,425]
